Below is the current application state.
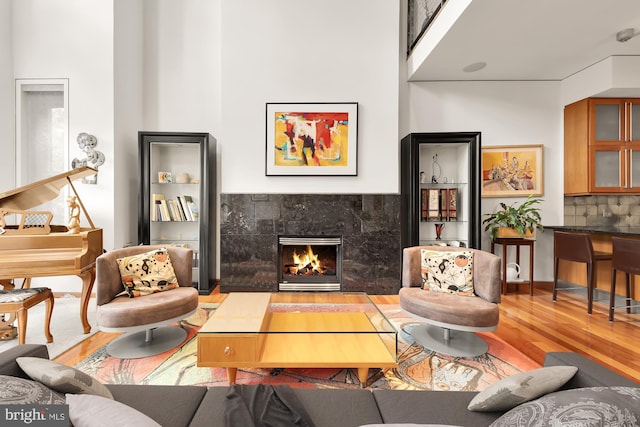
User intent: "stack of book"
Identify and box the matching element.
[421,188,457,221]
[152,194,199,222]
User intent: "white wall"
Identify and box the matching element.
[408,81,564,281]
[142,0,221,134]
[219,0,400,194]
[0,0,12,189]
[114,0,143,249]
[11,0,116,252]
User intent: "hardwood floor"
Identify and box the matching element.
[54,285,639,383]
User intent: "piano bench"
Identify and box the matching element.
[0,288,54,344]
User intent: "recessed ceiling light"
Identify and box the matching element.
[463,62,487,73]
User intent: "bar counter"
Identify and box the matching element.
[545,225,640,299]
[545,225,640,236]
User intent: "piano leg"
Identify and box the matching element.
[78,269,96,334]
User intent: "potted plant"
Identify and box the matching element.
[482,196,543,239]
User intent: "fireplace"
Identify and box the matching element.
[278,236,342,291]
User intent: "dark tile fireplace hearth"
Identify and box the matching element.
[220,194,402,294]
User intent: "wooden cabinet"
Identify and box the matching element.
[565,98,640,194]
[400,132,481,249]
[138,131,217,294]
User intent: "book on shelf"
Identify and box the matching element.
[427,189,440,219]
[151,193,165,221]
[177,196,194,221]
[420,187,459,221]
[183,195,199,221]
[158,199,172,221]
[447,188,457,220]
[420,189,428,221]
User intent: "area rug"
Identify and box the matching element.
[0,294,98,359]
[74,303,540,391]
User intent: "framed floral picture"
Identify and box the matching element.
[265,102,358,176]
[481,144,544,197]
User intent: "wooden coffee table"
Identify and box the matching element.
[197,292,398,386]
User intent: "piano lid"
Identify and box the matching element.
[0,167,98,211]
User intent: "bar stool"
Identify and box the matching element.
[609,237,640,322]
[553,231,612,314]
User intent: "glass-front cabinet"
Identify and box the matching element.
[565,97,640,194]
[589,99,640,192]
[401,132,481,249]
[138,131,216,294]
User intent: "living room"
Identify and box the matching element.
[1,1,640,425]
[1,0,639,347]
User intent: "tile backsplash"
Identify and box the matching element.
[564,195,640,226]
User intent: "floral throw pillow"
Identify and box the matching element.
[116,247,179,298]
[421,249,474,296]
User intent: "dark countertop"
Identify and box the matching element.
[544,225,640,236]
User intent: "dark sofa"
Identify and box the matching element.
[0,344,637,427]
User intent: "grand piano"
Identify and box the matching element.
[0,167,103,334]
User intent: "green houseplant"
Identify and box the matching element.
[482,196,543,239]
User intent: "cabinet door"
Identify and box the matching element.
[627,143,640,190]
[591,99,622,144]
[590,146,621,191]
[589,144,640,192]
[629,100,640,142]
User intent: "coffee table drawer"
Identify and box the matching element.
[198,335,264,363]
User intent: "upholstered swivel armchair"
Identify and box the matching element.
[399,246,501,357]
[95,245,199,358]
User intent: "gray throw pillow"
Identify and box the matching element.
[0,375,65,404]
[66,394,162,427]
[467,365,578,412]
[16,357,113,399]
[490,386,640,426]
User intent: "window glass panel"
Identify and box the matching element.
[15,79,68,222]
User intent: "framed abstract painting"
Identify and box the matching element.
[481,144,544,197]
[265,102,358,176]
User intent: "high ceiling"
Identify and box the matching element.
[408,0,640,82]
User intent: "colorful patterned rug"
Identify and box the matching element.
[74,303,539,391]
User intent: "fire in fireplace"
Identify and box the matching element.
[278,236,342,291]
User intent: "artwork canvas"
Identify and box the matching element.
[481,144,544,197]
[266,102,358,176]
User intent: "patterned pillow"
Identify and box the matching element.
[116,247,179,298]
[16,357,113,399]
[490,387,640,427]
[467,366,578,412]
[0,375,65,404]
[421,249,474,295]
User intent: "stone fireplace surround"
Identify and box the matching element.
[220,194,402,295]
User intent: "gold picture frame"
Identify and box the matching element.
[481,144,543,197]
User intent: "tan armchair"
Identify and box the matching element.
[399,246,501,357]
[95,245,199,358]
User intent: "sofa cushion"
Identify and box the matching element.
[189,387,384,427]
[490,386,640,426]
[467,365,578,412]
[16,357,113,399]
[66,393,161,427]
[0,344,49,379]
[372,390,501,426]
[421,249,474,295]
[106,384,207,427]
[0,374,65,404]
[116,247,179,297]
